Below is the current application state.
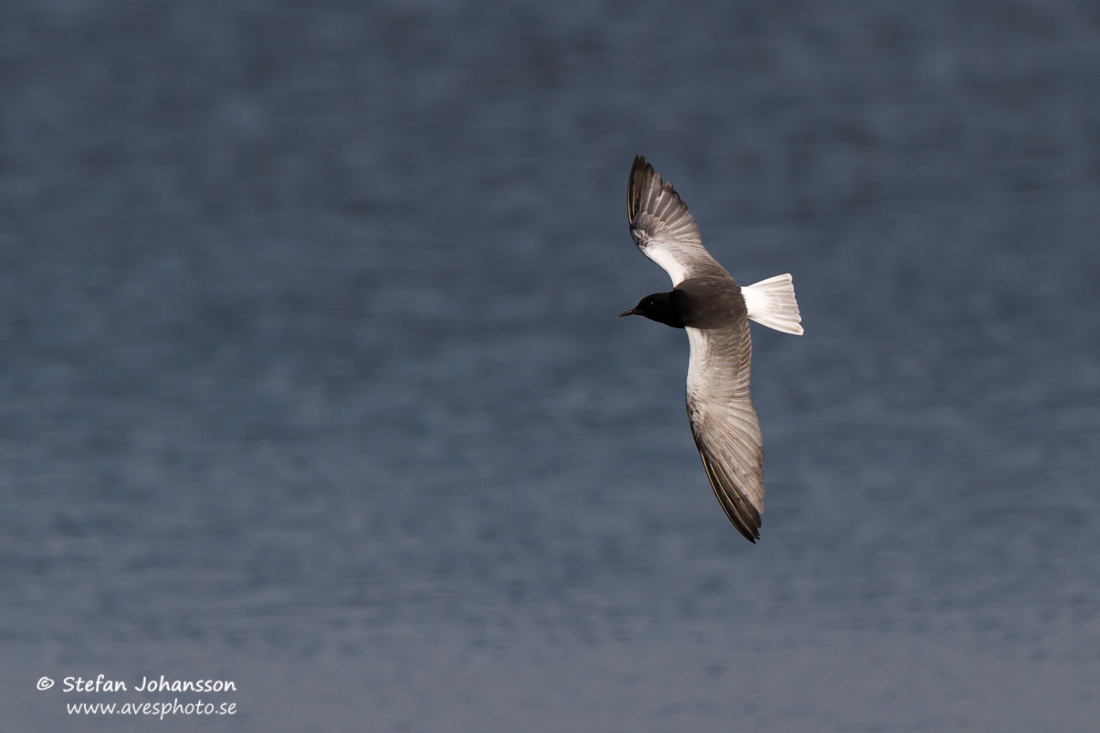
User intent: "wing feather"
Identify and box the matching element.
[686,323,764,542]
[627,156,728,285]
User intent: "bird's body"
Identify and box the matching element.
[620,156,803,542]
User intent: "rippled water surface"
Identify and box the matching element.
[4,1,1100,730]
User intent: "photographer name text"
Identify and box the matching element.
[62,674,236,693]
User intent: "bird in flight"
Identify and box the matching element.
[620,156,803,542]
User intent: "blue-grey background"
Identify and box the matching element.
[4,1,1099,730]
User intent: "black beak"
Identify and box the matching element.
[619,308,639,318]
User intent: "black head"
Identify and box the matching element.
[619,291,685,329]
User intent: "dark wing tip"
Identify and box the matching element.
[628,155,677,223]
[628,155,690,227]
[628,155,652,222]
[696,447,762,543]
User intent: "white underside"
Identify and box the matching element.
[639,240,690,285]
[741,273,804,335]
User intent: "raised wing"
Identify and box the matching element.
[628,156,728,285]
[685,322,764,542]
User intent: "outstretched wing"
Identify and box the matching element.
[628,156,728,285]
[686,322,764,542]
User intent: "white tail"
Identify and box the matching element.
[741,273,804,335]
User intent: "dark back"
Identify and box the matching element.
[675,276,746,330]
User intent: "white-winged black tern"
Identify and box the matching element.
[620,156,803,542]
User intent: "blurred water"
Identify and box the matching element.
[3,1,1100,730]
